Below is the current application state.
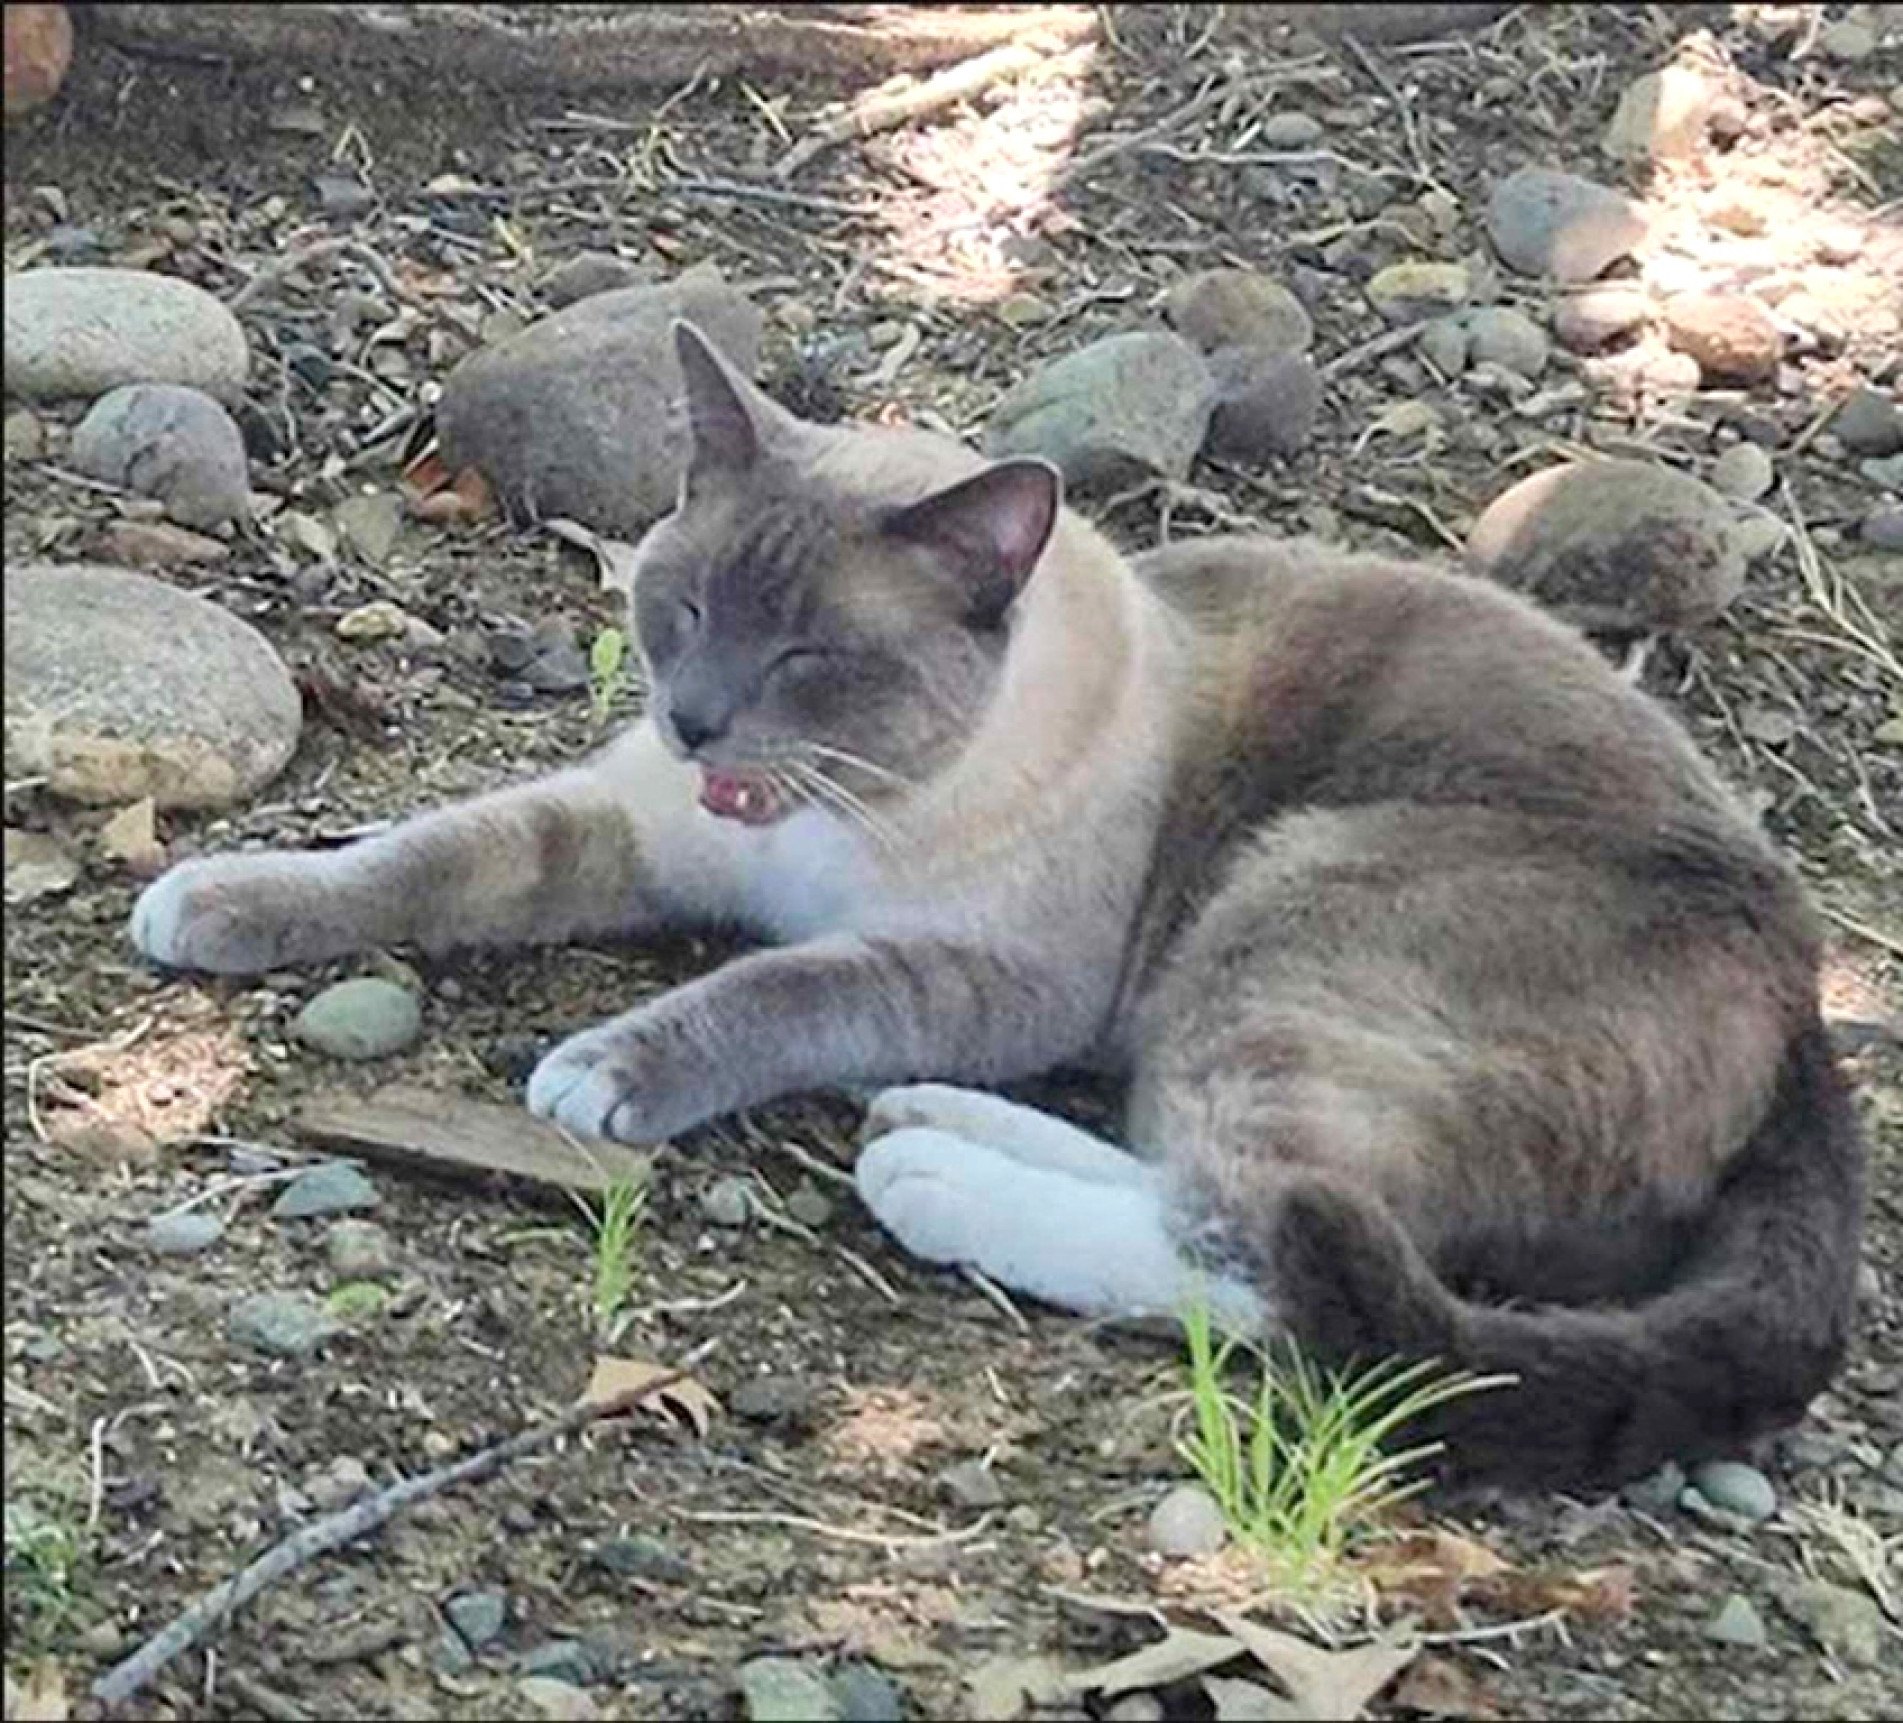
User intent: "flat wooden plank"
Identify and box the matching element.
[294,1084,651,1199]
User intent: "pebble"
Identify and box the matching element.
[740,1657,843,1723]
[985,330,1214,489]
[144,1209,225,1255]
[1862,453,1903,490]
[1202,346,1321,461]
[542,251,651,309]
[324,1217,397,1279]
[1686,1459,1777,1523]
[728,1373,818,1426]
[1553,285,1652,353]
[3,407,45,460]
[1704,1593,1767,1648]
[438,262,763,534]
[95,519,230,567]
[4,266,249,401]
[1831,386,1903,457]
[701,1175,753,1228]
[333,491,405,567]
[446,1588,508,1649]
[335,599,411,643]
[1464,306,1549,378]
[1146,1483,1228,1557]
[588,1536,692,1583]
[938,1458,1005,1510]
[784,1180,834,1229]
[293,978,422,1061]
[1487,168,1647,283]
[1602,64,1715,163]
[3,563,301,809]
[1621,1459,1686,1517]
[517,1676,597,1722]
[313,172,375,220]
[304,1454,372,1511]
[3,829,78,904]
[1365,260,1471,324]
[273,1160,381,1219]
[519,1639,595,1685]
[1661,293,1783,384]
[1418,316,1470,376]
[1776,1577,1882,1667]
[1466,460,1747,632]
[1162,268,1312,355]
[1258,110,1324,148]
[229,1292,341,1360]
[1819,19,1876,60]
[1862,504,1903,551]
[833,1664,904,1723]
[70,383,250,529]
[1710,442,1774,502]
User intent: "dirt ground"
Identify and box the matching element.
[4,5,1900,1719]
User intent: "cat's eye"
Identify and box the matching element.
[766,646,828,677]
[677,598,704,628]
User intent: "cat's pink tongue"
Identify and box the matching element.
[698,770,785,825]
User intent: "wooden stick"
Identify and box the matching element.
[91,1353,710,1707]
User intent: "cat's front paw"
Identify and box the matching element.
[526,1021,699,1144]
[132,853,328,975]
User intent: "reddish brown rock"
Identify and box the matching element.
[3,4,71,121]
[1661,293,1782,385]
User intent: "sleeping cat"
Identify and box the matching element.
[131,323,1865,1490]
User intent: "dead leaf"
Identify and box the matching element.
[4,829,78,904]
[542,516,642,598]
[1390,1652,1498,1718]
[583,1354,720,1437]
[1214,1613,1419,1722]
[1204,1674,1292,1721]
[4,1657,69,1721]
[399,444,452,502]
[45,1108,160,1167]
[965,1654,1070,1720]
[1473,1562,1634,1626]
[1352,398,1443,456]
[1059,1625,1245,1698]
[1354,1529,1510,1628]
[98,798,164,875]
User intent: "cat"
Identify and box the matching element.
[131,322,1866,1490]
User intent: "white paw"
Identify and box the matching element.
[130,854,311,974]
[863,1084,1150,1186]
[526,1028,641,1141]
[855,1126,1196,1319]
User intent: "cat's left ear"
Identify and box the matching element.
[884,459,1063,626]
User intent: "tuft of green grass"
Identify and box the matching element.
[4,1499,88,1646]
[588,625,629,728]
[568,1176,647,1342]
[1175,1299,1511,1605]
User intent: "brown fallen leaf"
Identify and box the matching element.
[584,1354,720,1437]
[1474,1562,1635,1626]
[1354,1528,1511,1628]
[1214,1613,1419,1722]
[1059,1625,1246,1699]
[1390,1651,1498,1719]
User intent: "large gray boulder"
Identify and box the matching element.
[3,267,249,401]
[436,262,764,534]
[4,564,301,809]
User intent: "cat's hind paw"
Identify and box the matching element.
[862,1084,1151,1187]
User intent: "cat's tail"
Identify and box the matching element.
[1257,1016,1866,1491]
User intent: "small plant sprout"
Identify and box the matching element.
[1174,1297,1512,1608]
[588,624,629,727]
[4,1498,87,1646]
[569,1175,647,1342]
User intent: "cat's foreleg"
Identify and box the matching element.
[526,935,1096,1144]
[131,726,705,975]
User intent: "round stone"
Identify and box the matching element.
[1464,306,1549,378]
[1553,285,1653,353]
[1487,168,1647,283]
[144,1210,225,1255]
[70,384,251,529]
[1661,293,1782,384]
[1365,261,1471,324]
[1831,386,1903,457]
[230,1292,341,1360]
[1861,504,1903,551]
[1466,460,1746,632]
[701,1175,753,1229]
[1686,1459,1777,1523]
[1709,442,1774,501]
[4,266,249,401]
[1146,1483,1228,1557]
[1203,347,1321,461]
[1259,110,1324,149]
[272,1160,382,1219]
[292,979,423,1061]
[3,564,301,809]
[1163,269,1313,356]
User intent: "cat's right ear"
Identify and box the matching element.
[885,458,1063,626]
[674,320,768,486]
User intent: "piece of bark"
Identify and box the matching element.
[295,1083,651,1197]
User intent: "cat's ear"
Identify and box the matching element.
[674,319,777,484]
[884,459,1063,625]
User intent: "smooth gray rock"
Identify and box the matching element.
[938,1458,1005,1510]
[542,251,651,309]
[230,1292,341,1359]
[1710,442,1774,502]
[1862,504,1903,551]
[437,262,763,534]
[1464,306,1549,378]
[741,1658,843,1723]
[446,1589,508,1650]
[1418,316,1472,376]
[1146,1483,1228,1557]
[70,384,250,529]
[272,1160,382,1218]
[144,1210,225,1255]
[1687,1459,1777,1523]
[1832,386,1903,457]
[1258,110,1325,149]
[986,332,1214,487]
[1704,1593,1767,1648]
[1466,460,1745,632]
[1487,168,1648,282]
[833,1664,904,1723]
[701,1175,753,1228]
[1163,268,1313,356]
[293,978,422,1061]
[1203,346,1321,461]
[3,564,301,809]
[518,1639,595,1685]
[4,267,249,401]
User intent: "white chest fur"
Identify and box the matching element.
[720,804,878,941]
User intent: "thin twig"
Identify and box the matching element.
[679,1507,994,1550]
[960,1264,1032,1332]
[90,1347,715,1707]
[1820,904,1903,961]
[1318,323,1425,380]
[225,237,404,314]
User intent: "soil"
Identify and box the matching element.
[5,5,1900,1720]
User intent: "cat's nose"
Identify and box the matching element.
[671,707,728,752]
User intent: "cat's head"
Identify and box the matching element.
[630,321,1062,828]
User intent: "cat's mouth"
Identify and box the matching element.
[698,768,793,827]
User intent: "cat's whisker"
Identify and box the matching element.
[799,742,916,792]
[786,759,901,855]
